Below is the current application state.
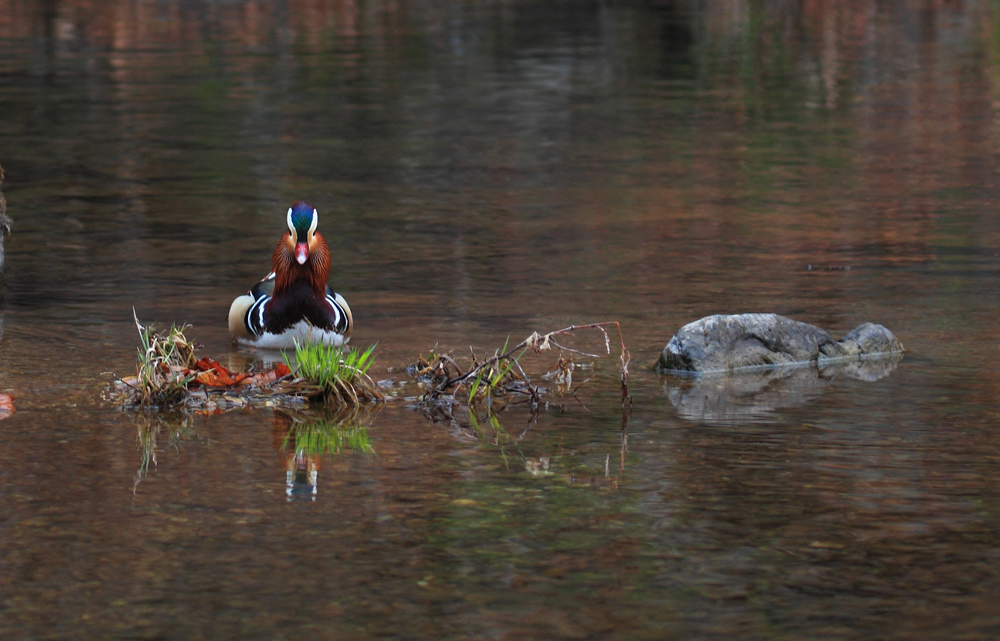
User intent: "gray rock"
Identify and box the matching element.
[657,313,903,375]
[818,322,904,364]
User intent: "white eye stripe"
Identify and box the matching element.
[309,208,318,238]
[286,207,294,239]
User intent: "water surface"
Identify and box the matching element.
[1,1,1000,639]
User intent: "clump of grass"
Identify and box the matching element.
[130,310,195,409]
[112,314,387,412]
[284,341,384,407]
[467,337,521,404]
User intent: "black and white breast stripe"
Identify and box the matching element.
[326,292,351,334]
[242,290,350,338]
[245,293,270,337]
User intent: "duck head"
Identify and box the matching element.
[272,201,332,296]
[286,201,319,265]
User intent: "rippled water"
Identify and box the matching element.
[2,1,1000,639]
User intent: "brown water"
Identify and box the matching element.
[2,1,1000,639]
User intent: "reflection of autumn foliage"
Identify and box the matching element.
[0,0,399,50]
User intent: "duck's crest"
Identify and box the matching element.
[287,201,317,243]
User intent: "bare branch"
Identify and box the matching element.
[424,320,631,411]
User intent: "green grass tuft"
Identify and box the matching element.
[284,341,384,406]
[467,337,520,404]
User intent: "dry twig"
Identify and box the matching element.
[415,321,631,409]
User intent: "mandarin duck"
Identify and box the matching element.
[228,202,352,349]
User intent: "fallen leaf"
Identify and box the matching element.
[189,358,253,388]
[194,370,239,388]
[193,357,231,374]
[238,363,292,387]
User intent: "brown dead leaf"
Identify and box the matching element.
[196,370,245,388]
[193,357,229,373]
[189,358,253,388]
[238,363,292,387]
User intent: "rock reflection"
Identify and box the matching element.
[271,409,374,501]
[663,354,903,426]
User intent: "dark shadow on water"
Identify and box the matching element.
[662,354,903,426]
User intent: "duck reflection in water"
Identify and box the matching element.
[272,409,374,501]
